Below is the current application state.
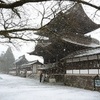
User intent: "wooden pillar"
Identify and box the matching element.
[63,60,66,74]
[79,57,80,74]
[87,56,89,74]
[16,65,17,76]
[72,58,73,74]
[66,59,67,74]
[97,54,99,74]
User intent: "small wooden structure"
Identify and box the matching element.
[12,55,28,76]
[20,60,43,77]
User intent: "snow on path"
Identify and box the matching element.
[0,74,100,100]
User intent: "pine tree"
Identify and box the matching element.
[0,47,15,73]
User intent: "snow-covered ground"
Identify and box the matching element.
[0,74,100,100]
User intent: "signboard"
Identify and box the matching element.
[95,80,100,87]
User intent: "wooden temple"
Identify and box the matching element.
[29,3,100,70]
[29,3,100,90]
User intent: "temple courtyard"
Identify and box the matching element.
[0,74,100,100]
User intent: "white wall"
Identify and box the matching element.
[66,69,100,75]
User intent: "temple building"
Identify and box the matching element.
[30,3,100,66]
[29,3,100,90]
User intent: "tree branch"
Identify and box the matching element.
[0,27,41,36]
[0,0,100,11]
[70,0,100,10]
[0,0,49,9]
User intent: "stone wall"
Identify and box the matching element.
[64,74,100,91]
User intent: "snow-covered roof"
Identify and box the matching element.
[21,60,43,69]
[35,3,100,37]
[62,36,100,48]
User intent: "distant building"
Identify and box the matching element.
[9,55,43,77]
[13,55,28,76]
[21,60,43,77]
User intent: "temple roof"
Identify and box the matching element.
[29,39,90,63]
[35,3,100,37]
[30,3,100,64]
[66,47,100,58]
[30,32,100,63]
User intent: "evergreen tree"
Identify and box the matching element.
[0,47,15,73]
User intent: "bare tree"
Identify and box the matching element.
[0,0,100,43]
[0,0,100,10]
[0,1,63,42]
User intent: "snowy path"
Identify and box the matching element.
[0,74,100,100]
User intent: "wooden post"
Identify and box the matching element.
[97,54,99,74]
[87,56,89,74]
[72,58,73,74]
[16,65,17,76]
[79,57,80,74]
